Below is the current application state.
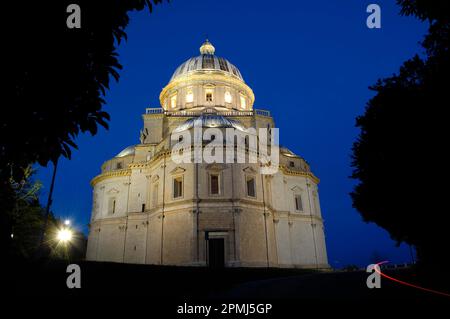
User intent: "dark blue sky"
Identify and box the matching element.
[36,0,427,268]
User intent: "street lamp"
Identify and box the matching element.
[64,219,71,226]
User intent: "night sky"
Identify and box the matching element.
[36,0,427,268]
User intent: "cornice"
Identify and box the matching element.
[160,73,255,108]
[143,114,165,120]
[128,150,171,169]
[92,155,320,187]
[279,165,320,184]
[91,169,131,186]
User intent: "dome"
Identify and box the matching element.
[115,145,136,158]
[280,146,301,158]
[170,40,244,82]
[172,114,246,133]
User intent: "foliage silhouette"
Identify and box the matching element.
[1,0,165,258]
[351,0,449,271]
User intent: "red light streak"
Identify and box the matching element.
[374,261,450,298]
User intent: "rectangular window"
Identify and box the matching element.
[224,91,232,103]
[141,203,146,212]
[186,91,194,103]
[246,177,256,197]
[170,95,177,109]
[109,198,116,215]
[206,92,213,102]
[173,177,183,198]
[240,95,246,109]
[116,162,123,169]
[295,195,303,211]
[289,161,295,168]
[210,174,219,195]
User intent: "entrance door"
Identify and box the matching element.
[208,238,225,268]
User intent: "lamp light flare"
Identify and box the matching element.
[57,228,73,243]
[64,219,71,226]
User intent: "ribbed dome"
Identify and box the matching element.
[115,145,136,158]
[170,40,244,82]
[172,114,246,133]
[280,146,301,158]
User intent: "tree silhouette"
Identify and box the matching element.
[1,0,165,258]
[351,0,449,271]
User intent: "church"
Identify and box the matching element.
[86,40,329,268]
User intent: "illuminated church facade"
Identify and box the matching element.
[86,40,329,268]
